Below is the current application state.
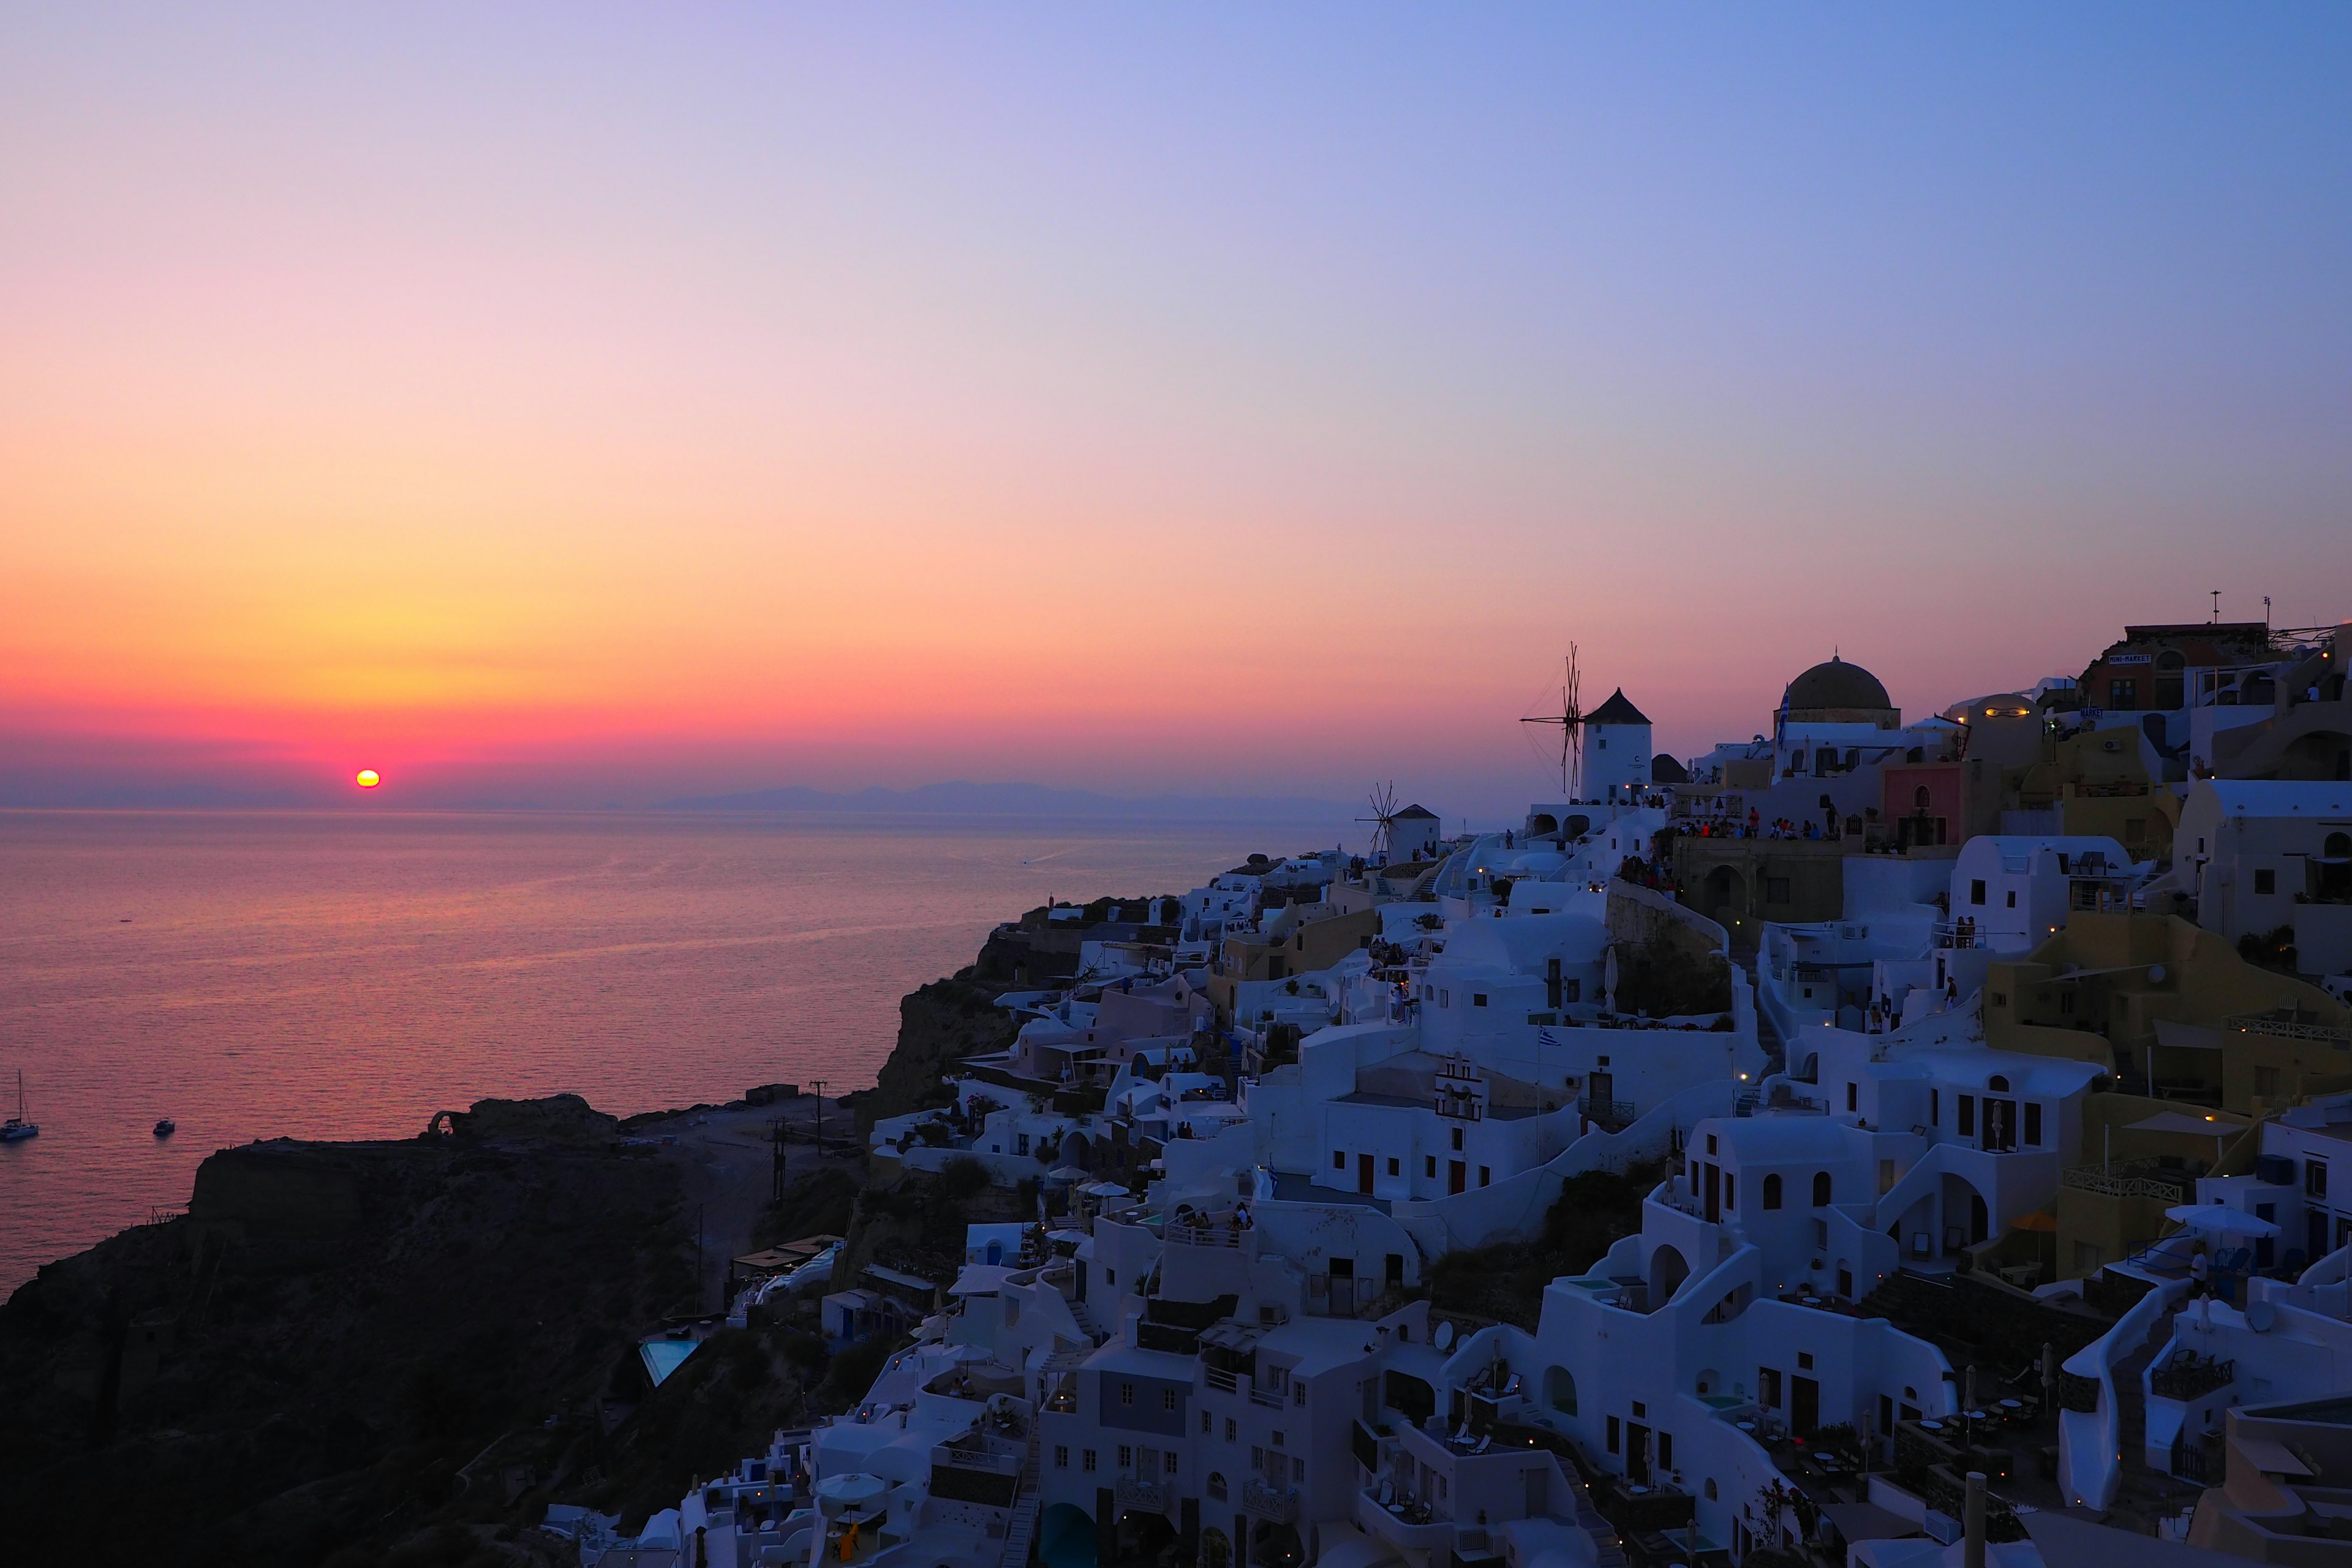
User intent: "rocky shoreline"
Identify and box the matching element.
[0,899,1129,1568]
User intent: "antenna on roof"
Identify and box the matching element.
[1521,644,1585,800]
[2212,589,2221,623]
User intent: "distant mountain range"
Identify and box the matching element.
[657,780,1351,821]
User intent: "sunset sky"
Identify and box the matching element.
[4,6,2349,816]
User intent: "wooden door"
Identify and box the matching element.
[1359,1153,1375,1194]
[1792,1376,1819,1434]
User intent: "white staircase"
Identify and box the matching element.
[998,1434,1042,1568]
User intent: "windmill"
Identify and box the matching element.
[1521,644,1586,799]
[1357,781,1402,859]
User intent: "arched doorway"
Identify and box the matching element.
[1039,1505,1096,1568]
[1703,866,1745,922]
[1529,814,1558,835]
[1251,1521,1303,1568]
[1117,1509,1175,1567]
[1648,1244,1690,1310]
[2286,730,2352,782]
[1065,1131,1093,1171]
[1199,1527,1231,1568]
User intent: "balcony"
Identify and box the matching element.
[2230,1010,2352,1048]
[1240,1478,1299,1521]
[1249,1382,1285,1409]
[1354,1488,1451,1551]
[1115,1474,1172,1513]
[1205,1367,1239,1394]
[2149,1349,2236,1402]
[2061,1163,2193,1204]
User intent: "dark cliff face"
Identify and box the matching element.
[854,962,1021,1135]
[0,1118,691,1568]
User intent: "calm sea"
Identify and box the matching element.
[0,809,1340,1292]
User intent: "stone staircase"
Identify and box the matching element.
[2111,1301,2185,1510]
[1570,1482,1629,1568]
[997,1435,1042,1568]
[1068,1297,1103,1343]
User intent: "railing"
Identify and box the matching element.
[1167,1223,1250,1250]
[1206,1368,1239,1393]
[2061,1166,2193,1203]
[2171,1427,2223,1485]
[1115,1475,1170,1513]
[2150,1352,2236,1401]
[1580,1098,1636,1125]
[938,1444,1022,1474]
[1249,1384,1284,1409]
[1240,1478,1298,1521]
[2230,1012,2352,1047]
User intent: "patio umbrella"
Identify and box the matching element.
[2165,1204,2279,1239]
[1044,1166,1087,1183]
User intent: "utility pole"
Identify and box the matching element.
[810,1079,828,1156]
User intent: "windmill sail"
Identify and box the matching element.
[1520,646,1585,798]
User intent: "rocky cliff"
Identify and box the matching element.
[0,1103,698,1567]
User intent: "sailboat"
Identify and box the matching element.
[2,1072,37,1142]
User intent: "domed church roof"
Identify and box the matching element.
[1783,655,1892,714]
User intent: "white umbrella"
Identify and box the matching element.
[1044,1166,1087,1183]
[814,1472,891,1518]
[2166,1204,2279,1239]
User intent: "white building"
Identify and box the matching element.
[1580,689,1653,805]
[2177,780,2352,978]
[1947,835,2142,954]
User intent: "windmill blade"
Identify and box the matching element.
[1355,780,1400,856]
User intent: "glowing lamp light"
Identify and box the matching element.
[355,769,381,789]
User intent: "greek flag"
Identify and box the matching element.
[1537,1027,1562,1052]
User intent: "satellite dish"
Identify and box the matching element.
[1434,1321,1456,1351]
[2247,1300,2277,1333]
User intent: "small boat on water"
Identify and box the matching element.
[2,1072,37,1144]
[154,1118,176,1137]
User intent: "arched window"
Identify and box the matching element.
[1208,1472,1228,1501]
[1762,1173,1783,1210]
[1988,1075,2010,1093]
[1913,785,1932,810]
[1812,1171,1833,1207]
[1705,1478,1719,1501]
[1544,1366,1578,1416]
[2328,832,2351,859]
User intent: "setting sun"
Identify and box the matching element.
[355,769,380,789]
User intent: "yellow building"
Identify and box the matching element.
[1986,911,2352,1111]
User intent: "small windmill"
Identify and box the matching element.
[1521,644,1586,799]
[1358,781,1402,858]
